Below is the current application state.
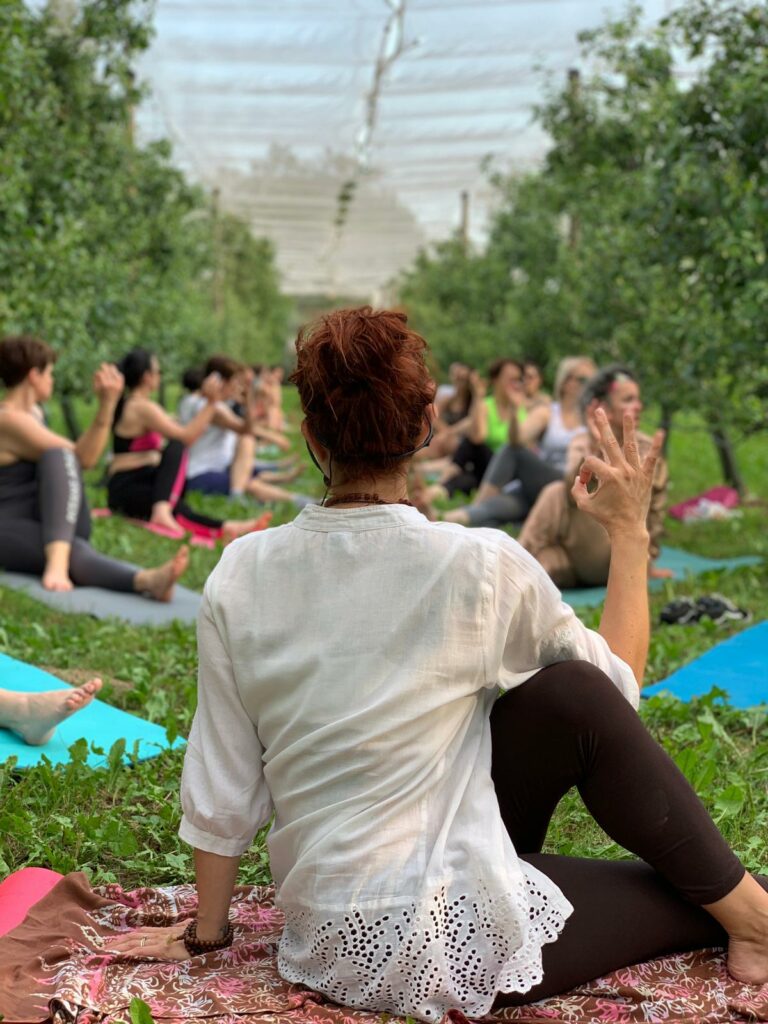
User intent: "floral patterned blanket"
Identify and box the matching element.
[0,872,766,1024]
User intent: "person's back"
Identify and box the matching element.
[183,498,636,1018]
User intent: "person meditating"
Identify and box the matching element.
[109,308,768,1020]
[109,348,268,542]
[519,364,672,587]
[0,336,187,600]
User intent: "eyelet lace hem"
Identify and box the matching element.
[277,864,572,1021]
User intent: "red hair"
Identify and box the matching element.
[290,307,436,480]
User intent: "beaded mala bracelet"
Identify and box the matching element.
[182,919,234,956]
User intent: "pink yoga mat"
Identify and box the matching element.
[0,867,63,937]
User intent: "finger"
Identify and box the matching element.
[593,408,624,468]
[579,454,615,483]
[622,413,641,469]
[641,429,665,479]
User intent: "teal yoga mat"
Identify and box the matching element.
[0,571,201,626]
[0,654,186,768]
[561,546,762,609]
[643,621,768,709]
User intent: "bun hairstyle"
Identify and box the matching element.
[579,363,637,418]
[182,366,205,392]
[0,335,57,388]
[113,347,155,426]
[290,306,436,480]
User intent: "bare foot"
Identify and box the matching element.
[222,512,273,545]
[149,508,184,535]
[728,934,768,986]
[134,546,189,602]
[4,679,103,745]
[42,567,74,592]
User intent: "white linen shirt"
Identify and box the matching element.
[179,504,638,1021]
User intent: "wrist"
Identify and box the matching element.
[608,526,650,546]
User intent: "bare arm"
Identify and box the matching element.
[194,848,242,939]
[466,372,488,444]
[0,412,75,460]
[74,364,125,468]
[514,404,550,447]
[571,409,664,686]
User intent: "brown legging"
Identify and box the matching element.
[489,661,764,1005]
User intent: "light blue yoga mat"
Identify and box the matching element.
[643,621,768,709]
[561,546,762,609]
[0,654,186,768]
[0,571,201,626]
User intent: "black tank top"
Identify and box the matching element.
[0,459,38,518]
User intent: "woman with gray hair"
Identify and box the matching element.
[444,356,595,528]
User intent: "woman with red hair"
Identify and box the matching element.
[112,308,768,1019]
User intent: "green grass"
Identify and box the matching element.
[0,397,766,884]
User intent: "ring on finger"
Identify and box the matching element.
[140,937,147,948]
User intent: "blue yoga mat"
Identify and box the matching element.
[643,621,768,709]
[561,546,761,608]
[0,654,186,768]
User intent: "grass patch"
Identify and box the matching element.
[1,396,766,884]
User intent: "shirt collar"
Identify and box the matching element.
[292,503,428,533]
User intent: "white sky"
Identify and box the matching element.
[136,0,677,296]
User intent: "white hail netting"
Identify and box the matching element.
[136,0,674,297]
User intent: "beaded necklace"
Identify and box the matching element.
[323,492,413,508]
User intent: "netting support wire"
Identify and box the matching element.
[325,0,416,293]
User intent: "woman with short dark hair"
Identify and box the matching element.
[0,335,187,598]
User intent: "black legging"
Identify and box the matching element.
[107,440,222,531]
[490,661,763,1005]
[0,448,136,591]
[443,438,494,497]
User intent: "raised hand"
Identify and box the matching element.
[93,363,124,405]
[468,370,487,400]
[571,409,664,537]
[201,372,224,403]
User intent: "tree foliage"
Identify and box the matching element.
[398,1,768,442]
[0,0,290,394]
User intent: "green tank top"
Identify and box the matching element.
[484,396,527,451]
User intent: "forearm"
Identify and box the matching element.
[74,401,116,468]
[468,399,487,443]
[599,528,651,687]
[193,848,241,940]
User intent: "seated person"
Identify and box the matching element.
[0,336,188,600]
[518,364,670,587]
[522,358,551,411]
[445,357,595,528]
[109,308,768,1016]
[181,355,311,508]
[436,358,527,497]
[109,349,266,541]
[414,361,473,468]
[0,678,101,746]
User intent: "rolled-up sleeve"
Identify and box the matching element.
[485,536,639,708]
[179,581,274,856]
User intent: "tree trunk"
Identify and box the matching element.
[710,421,746,496]
[59,394,81,440]
[659,403,673,457]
